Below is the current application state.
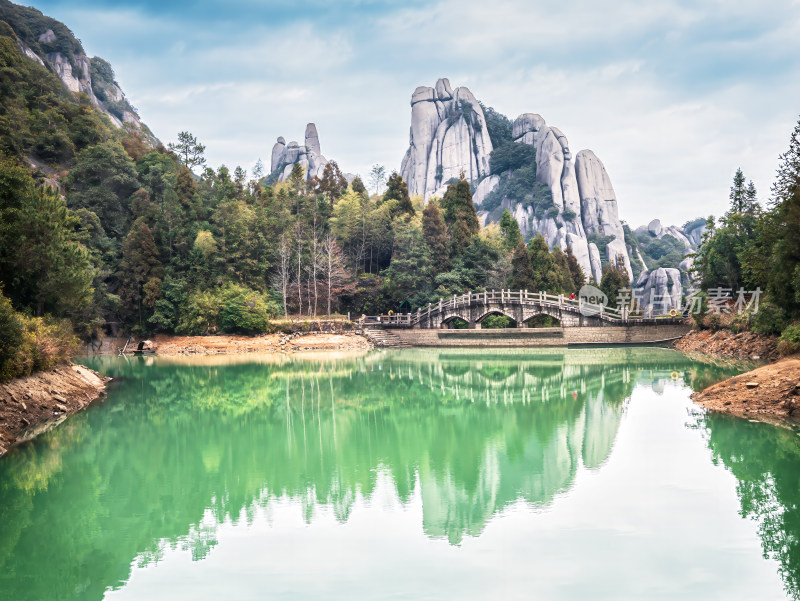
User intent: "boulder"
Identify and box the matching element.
[473,175,500,208]
[634,267,683,315]
[647,219,663,237]
[512,113,545,140]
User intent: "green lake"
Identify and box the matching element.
[1,348,800,600]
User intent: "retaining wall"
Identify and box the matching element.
[390,324,690,347]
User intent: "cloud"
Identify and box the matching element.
[28,0,800,225]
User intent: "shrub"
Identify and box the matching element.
[0,293,78,382]
[0,293,24,381]
[751,301,788,336]
[778,323,800,356]
[178,284,278,335]
[219,284,277,335]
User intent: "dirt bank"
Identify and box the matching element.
[0,364,108,458]
[674,329,779,361]
[145,332,372,356]
[692,355,800,421]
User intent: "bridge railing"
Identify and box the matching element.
[364,289,681,327]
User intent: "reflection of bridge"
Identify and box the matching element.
[365,290,681,329]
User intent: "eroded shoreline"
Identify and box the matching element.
[0,364,108,458]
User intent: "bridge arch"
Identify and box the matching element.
[475,309,518,328]
[440,315,469,329]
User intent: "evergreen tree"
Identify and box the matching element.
[510,239,535,290]
[351,176,368,198]
[552,247,576,294]
[729,168,747,213]
[422,200,449,273]
[382,172,414,216]
[168,131,206,171]
[600,258,629,306]
[499,209,522,250]
[312,160,348,202]
[119,217,163,331]
[381,220,433,308]
[565,247,585,291]
[441,174,479,259]
[771,115,800,206]
[527,234,560,292]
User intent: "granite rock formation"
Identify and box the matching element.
[400,78,493,200]
[400,79,634,284]
[634,267,683,316]
[4,11,146,132]
[269,123,330,182]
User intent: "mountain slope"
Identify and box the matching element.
[0,0,154,153]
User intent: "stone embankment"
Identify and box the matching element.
[0,364,108,458]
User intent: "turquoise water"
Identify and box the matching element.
[0,348,799,600]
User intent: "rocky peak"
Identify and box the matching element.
[401,78,635,283]
[269,123,329,182]
[400,78,493,199]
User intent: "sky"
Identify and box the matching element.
[23,0,800,226]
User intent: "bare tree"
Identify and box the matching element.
[321,234,350,316]
[275,233,292,318]
[294,221,304,316]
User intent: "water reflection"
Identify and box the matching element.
[0,348,758,600]
[700,412,800,599]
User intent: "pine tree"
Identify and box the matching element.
[771,115,800,206]
[510,239,535,290]
[422,200,449,273]
[499,209,522,250]
[442,174,479,259]
[729,168,747,213]
[382,172,414,216]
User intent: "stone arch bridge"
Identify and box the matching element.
[366,290,678,329]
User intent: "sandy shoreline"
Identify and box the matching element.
[124,332,373,355]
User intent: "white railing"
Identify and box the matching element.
[364,289,680,326]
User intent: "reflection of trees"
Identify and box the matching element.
[0,349,746,600]
[702,413,800,599]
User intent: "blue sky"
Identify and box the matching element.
[23,0,800,226]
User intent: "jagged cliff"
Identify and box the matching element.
[400,78,634,284]
[0,0,149,134]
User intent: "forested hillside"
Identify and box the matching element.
[0,0,595,382]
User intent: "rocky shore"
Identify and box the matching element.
[675,328,798,422]
[674,328,779,361]
[693,356,800,421]
[0,364,108,458]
